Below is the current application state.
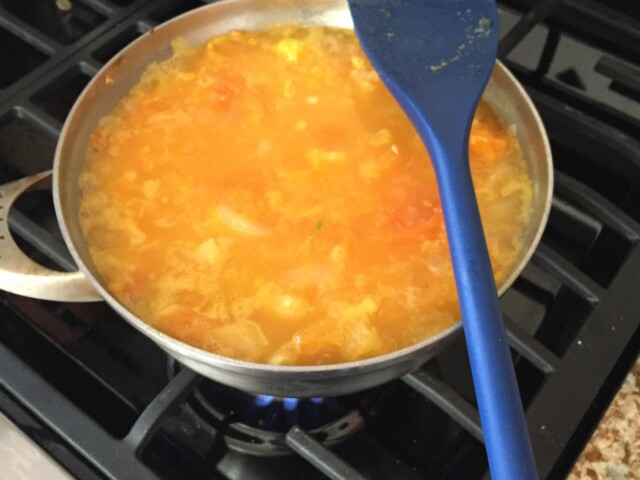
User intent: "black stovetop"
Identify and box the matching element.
[0,1,639,479]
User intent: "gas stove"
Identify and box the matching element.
[0,1,639,479]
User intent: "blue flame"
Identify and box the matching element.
[255,394,274,407]
[254,395,323,410]
[283,397,300,411]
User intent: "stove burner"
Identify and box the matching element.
[168,360,366,456]
[218,408,363,456]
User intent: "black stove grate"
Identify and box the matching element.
[1,1,639,479]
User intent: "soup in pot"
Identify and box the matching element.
[79,26,532,365]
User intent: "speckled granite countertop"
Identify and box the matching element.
[568,357,639,479]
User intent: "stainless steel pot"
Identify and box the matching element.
[0,0,553,397]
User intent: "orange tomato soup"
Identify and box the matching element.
[79,26,532,365]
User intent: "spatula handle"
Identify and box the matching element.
[393,100,539,478]
[429,131,538,479]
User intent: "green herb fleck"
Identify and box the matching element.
[315,220,324,231]
[474,17,492,35]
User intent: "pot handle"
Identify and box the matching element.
[0,171,102,302]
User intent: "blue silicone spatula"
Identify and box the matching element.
[346,1,538,478]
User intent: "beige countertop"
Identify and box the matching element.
[568,357,640,480]
[0,412,73,480]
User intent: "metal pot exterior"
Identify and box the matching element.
[36,0,550,397]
